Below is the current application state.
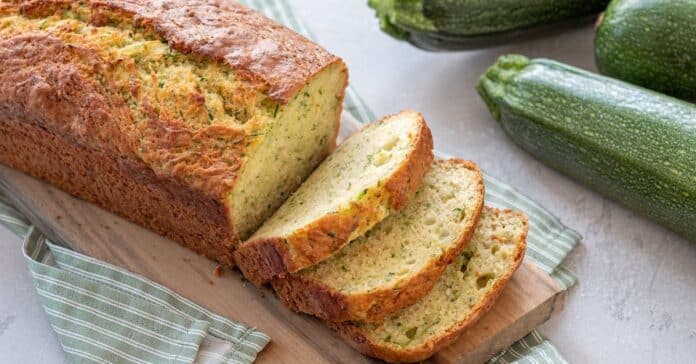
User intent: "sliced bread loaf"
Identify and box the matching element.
[0,0,348,266]
[235,111,434,285]
[273,159,484,322]
[329,207,528,363]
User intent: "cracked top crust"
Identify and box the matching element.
[17,0,340,103]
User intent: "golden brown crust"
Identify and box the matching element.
[0,3,18,16]
[0,119,237,266]
[328,208,528,363]
[381,112,435,212]
[18,0,342,103]
[272,160,485,322]
[234,111,434,286]
[0,1,345,266]
[0,30,242,262]
[2,32,244,201]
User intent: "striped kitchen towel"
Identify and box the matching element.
[1,194,269,364]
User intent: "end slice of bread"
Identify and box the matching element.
[273,159,484,322]
[329,207,528,363]
[235,111,434,285]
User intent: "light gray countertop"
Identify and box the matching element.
[1,1,695,362]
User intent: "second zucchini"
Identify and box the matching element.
[369,0,609,50]
[595,0,696,100]
[477,55,696,241]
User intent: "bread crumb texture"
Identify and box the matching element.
[355,208,527,351]
[300,159,482,295]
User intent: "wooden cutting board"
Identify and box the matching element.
[0,115,566,363]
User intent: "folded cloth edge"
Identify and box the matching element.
[19,224,269,364]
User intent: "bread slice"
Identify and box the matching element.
[329,207,528,363]
[235,111,434,285]
[273,159,484,322]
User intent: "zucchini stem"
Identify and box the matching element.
[476,55,529,121]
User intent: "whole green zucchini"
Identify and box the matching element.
[368,0,609,50]
[595,0,696,100]
[477,55,696,241]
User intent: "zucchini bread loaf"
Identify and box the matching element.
[0,0,348,265]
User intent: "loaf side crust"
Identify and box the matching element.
[272,160,485,322]
[328,208,528,363]
[235,111,435,286]
[0,29,245,264]
[0,119,236,265]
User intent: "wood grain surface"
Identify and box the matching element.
[0,114,566,363]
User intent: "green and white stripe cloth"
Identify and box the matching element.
[488,331,570,364]
[0,1,579,363]
[1,195,269,364]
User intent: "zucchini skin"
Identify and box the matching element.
[423,0,606,36]
[478,55,696,241]
[595,0,696,100]
[369,0,609,50]
[405,17,594,51]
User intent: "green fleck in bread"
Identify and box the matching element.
[0,1,347,266]
[329,207,528,363]
[273,159,484,322]
[235,111,434,285]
